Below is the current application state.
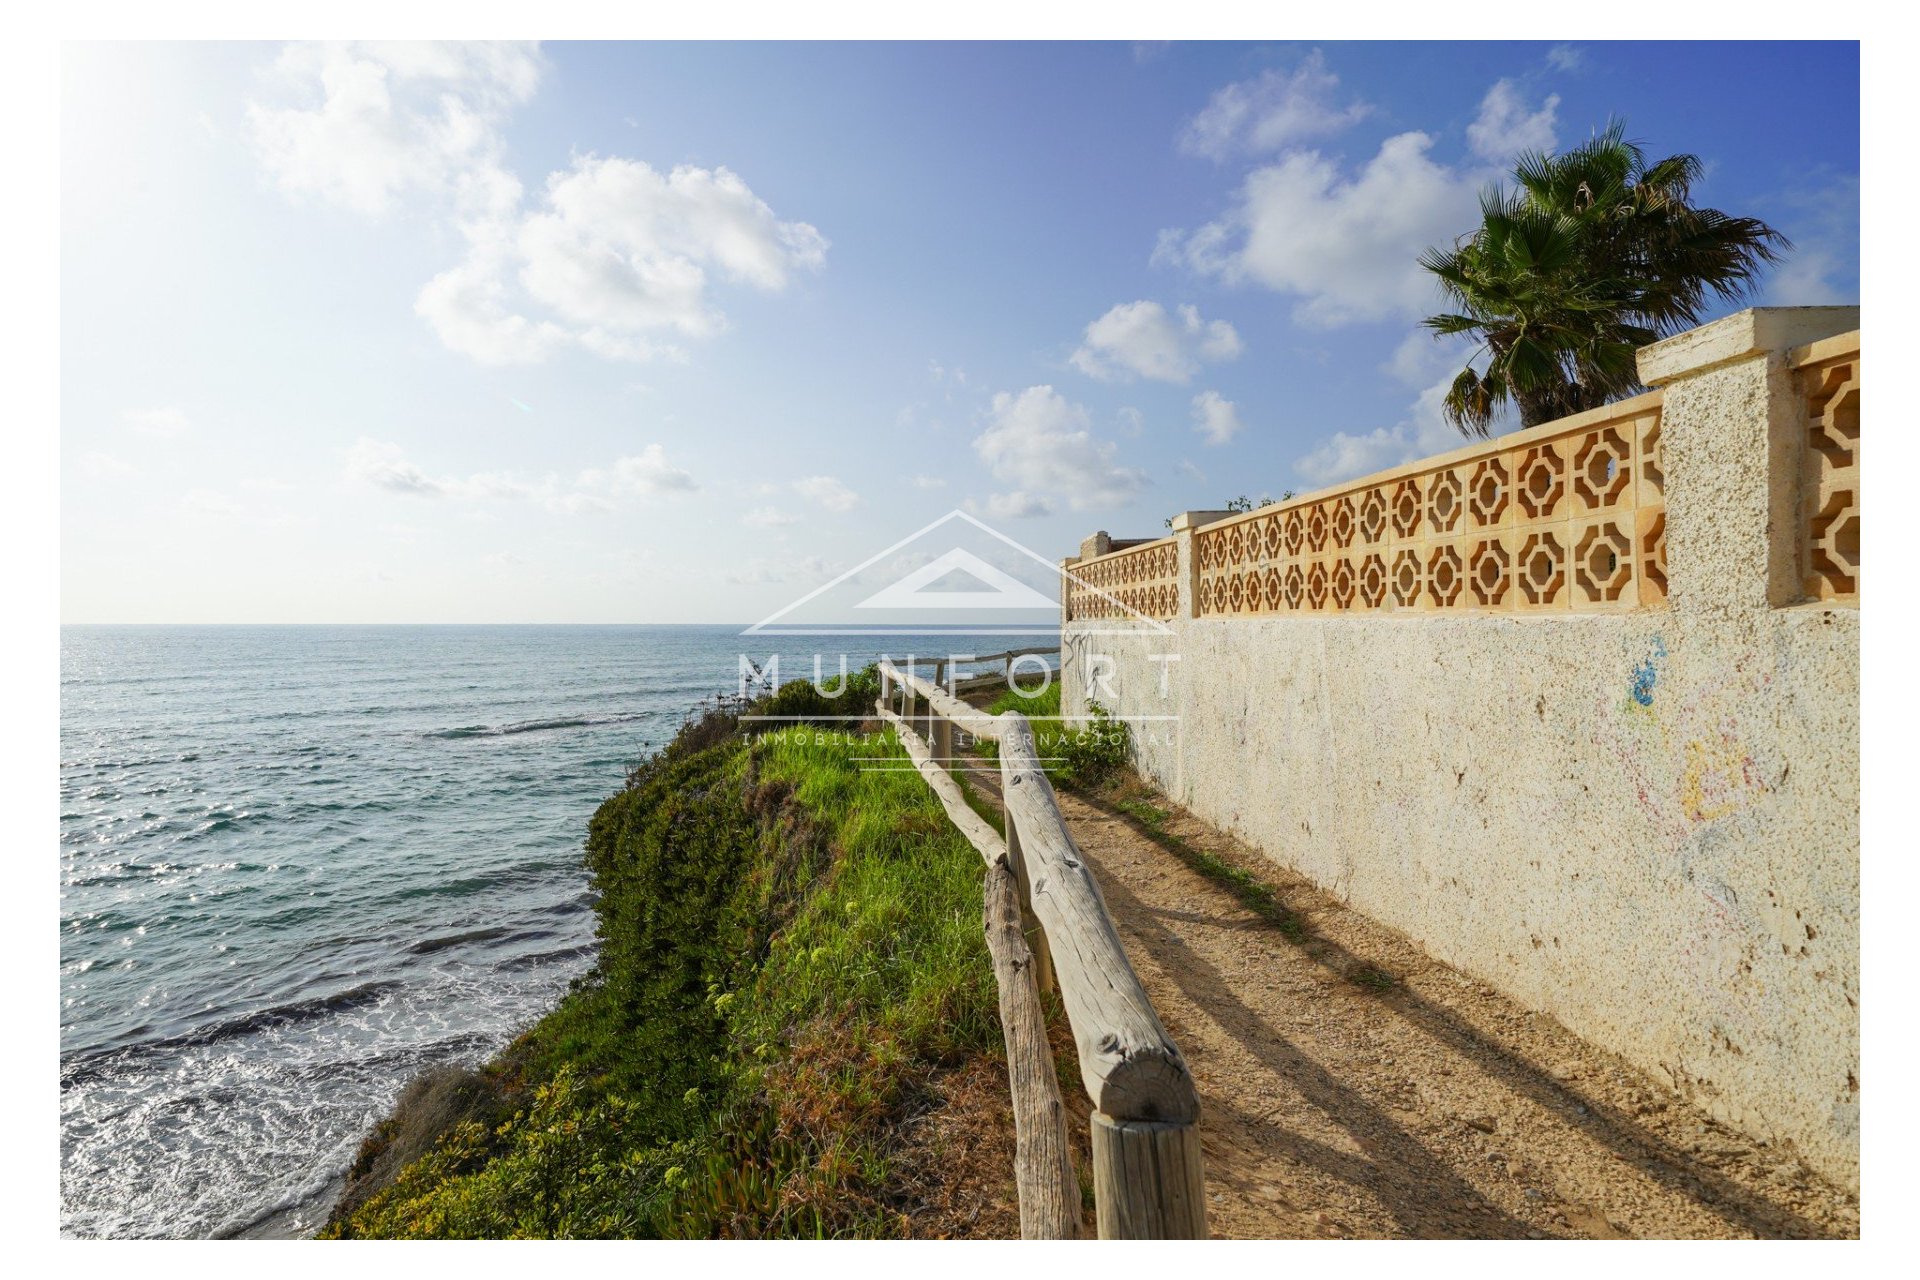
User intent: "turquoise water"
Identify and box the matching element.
[59,625,1052,1238]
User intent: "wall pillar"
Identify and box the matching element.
[1638,307,1858,613]
[1167,510,1235,620]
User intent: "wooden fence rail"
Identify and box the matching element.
[876,658,1207,1239]
[891,646,1062,702]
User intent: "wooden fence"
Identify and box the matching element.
[917,646,1061,699]
[875,654,1206,1240]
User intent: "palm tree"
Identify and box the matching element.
[1422,121,1789,435]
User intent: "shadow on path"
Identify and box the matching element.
[1070,788,1839,1240]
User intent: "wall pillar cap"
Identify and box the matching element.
[1169,509,1240,532]
[1637,306,1860,386]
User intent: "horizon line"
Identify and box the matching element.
[59,620,1067,629]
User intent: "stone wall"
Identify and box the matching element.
[1061,308,1860,1189]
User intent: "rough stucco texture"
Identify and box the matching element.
[1065,351,1859,1190]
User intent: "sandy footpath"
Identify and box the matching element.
[960,761,1858,1240]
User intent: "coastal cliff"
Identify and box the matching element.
[324,672,1030,1238]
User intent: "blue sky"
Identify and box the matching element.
[60,40,1859,623]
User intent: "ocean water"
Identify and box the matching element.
[59,625,1053,1239]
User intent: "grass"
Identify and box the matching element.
[326,675,1005,1239]
[983,679,1061,720]
[973,681,1130,789]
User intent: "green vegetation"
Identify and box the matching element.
[1165,491,1296,526]
[976,681,1130,789]
[983,677,1061,720]
[327,671,1001,1239]
[1422,119,1788,435]
[1349,967,1398,992]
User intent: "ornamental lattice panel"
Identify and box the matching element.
[1796,339,1859,603]
[1066,537,1179,622]
[1194,393,1667,618]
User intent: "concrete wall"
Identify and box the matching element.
[1062,309,1860,1189]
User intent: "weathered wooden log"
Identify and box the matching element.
[985,854,1082,1239]
[878,701,1080,1237]
[970,644,1061,667]
[874,704,1003,864]
[1089,1112,1207,1239]
[1005,818,1056,998]
[951,672,1007,696]
[879,660,1003,740]
[996,711,1199,1125]
[874,686,1206,1236]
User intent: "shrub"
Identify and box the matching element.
[747,665,881,732]
[1045,701,1131,787]
[978,683,1130,789]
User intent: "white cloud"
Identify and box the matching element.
[742,506,798,528]
[1466,80,1559,164]
[1069,301,1242,383]
[524,158,826,330]
[123,407,190,438]
[1384,327,1454,387]
[413,244,571,365]
[1156,131,1484,326]
[1190,390,1245,445]
[422,155,828,365]
[247,42,542,218]
[1177,459,1206,483]
[793,475,860,512]
[969,490,1054,520]
[345,437,696,509]
[347,437,445,495]
[909,474,947,490]
[576,444,699,497]
[973,386,1147,511]
[1767,249,1850,307]
[1763,172,1859,307]
[1546,44,1585,73]
[1292,370,1491,488]
[251,42,824,366]
[1180,51,1371,160]
[1157,74,1566,328]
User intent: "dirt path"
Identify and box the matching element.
[959,762,1857,1240]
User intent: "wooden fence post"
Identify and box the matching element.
[987,855,1084,1239]
[1089,1113,1208,1239]
[875,663,1207,1239]
[876,697,1081,1238]
[927,661,947,763]
[1005,819,1056,998]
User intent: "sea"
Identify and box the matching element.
[58,624,1054,1239]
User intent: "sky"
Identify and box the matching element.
[59,40,1860,623]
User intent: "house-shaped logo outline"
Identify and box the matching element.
[740,509,1175,637]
